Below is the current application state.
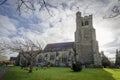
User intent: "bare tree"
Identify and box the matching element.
[0,43,5,55]
[104,0,120,19]
[0,43,7,61]
[0,55,7,61]
[0,0,52,16]
[4,38,44,73]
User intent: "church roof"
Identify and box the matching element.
[44,42,74,52]
[10,57,17,61]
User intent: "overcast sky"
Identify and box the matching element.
[0,0,120,60]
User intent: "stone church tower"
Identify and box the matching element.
[75,11,102,67]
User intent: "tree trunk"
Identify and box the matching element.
[29,60,33,73]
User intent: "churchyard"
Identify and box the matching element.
[0,0,120,80]
[2,66,120,80]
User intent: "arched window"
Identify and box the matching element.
[62,57,67,63]
[50,55,55,60]
[38,55,43,63]
[82,21,84,26]
[85,21,89,25]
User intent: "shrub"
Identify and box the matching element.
[71,62,82,72]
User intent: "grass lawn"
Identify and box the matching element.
[2,66,120,80]
[104,68,120,80]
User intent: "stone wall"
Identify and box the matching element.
[36,48,74,67]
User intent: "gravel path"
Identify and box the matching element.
[0,67,9,80]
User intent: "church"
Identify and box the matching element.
[34,11,102,67]
[19,11,102,67]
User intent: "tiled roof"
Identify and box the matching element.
[10,57,17,61]
[44,42,74,52]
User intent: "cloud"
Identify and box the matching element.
[0,15,17,37]
[0,0,120,60]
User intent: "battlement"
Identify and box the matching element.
[76,11,93,27]
[81,15,92,19]
[76,11,92,19]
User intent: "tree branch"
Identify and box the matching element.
[0,0,7,5]
[42,0,52,17]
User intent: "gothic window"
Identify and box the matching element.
[82,21,84,26]
[38,56,43,63]
[62,57,67,63]
[50,55,54,60]
[85,21,89,25]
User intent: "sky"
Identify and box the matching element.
[0,0,120,61]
